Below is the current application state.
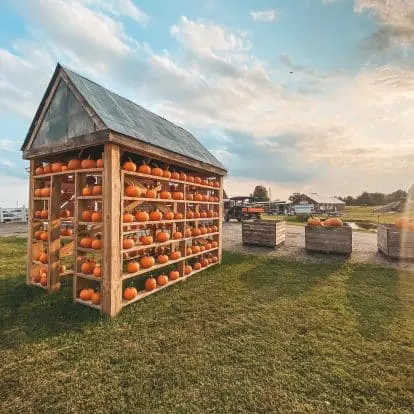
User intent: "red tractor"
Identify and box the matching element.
[224,196,265,222]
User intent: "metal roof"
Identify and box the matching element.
[296,193,345,205]
[63,66,225,171]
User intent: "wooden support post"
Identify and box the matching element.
[26,160,35,285]
[102,143,121,317]
[48,175,61,292]
[218,176,224,263]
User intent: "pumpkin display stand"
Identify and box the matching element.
[22,63,227,317]
[305,225,352,256]
[377,224,414,261]
[242,220,286,248]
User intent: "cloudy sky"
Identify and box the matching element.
[0,0,413,206]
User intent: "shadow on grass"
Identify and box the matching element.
[0,277,101,349]
[238,256,343,300]
[345,264,401,340]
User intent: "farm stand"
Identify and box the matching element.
[305,225,352,256]
[21,63,227,316]
[377,224,414,260]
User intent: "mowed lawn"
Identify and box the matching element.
[0,238,413,413]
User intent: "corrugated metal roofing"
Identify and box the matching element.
[62,66,225,171]
[302,193,345,204]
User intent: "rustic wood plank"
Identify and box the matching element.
[102,144,122,317]
[305,226,352,256]
[242,220,286,248]
[377,224,414,260]
[48,175,61,292]
[218,176,224,263]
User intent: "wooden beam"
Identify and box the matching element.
[26,160,35,285]
[48,175,61,292]
[23,130,111,160]
[101,143,122,317]
[110,132,227,176]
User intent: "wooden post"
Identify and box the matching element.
[218,176,224,263]
[102,143,121,317]
[26,159,35,285]
[48,175,61,292]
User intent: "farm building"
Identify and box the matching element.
[292,193,345,213]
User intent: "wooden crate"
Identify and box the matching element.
[377,224,414,260]
[242,220,286,248]
[305,225,352,256]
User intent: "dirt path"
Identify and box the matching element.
[0,223,28,237]
[223,222,414,271]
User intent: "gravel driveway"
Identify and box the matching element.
[223,222,414,271]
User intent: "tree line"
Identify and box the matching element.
[339,189,408,206]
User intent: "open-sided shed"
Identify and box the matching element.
[22,63,227,316]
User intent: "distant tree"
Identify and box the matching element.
[343,196,355,206]
[386,189,407,203]
[356,191,373,206]
[252,185,269,202]
[288,192,301,202]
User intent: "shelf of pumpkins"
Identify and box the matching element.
[119,160,221,308]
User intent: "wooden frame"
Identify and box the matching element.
[377,224,414,261]
[305,225,352,256]
[242,220,286,248]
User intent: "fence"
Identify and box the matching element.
[0,207,28,223]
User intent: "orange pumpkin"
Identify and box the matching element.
[40,187,50,197]
[156,231,170,243]
[170,250,181,260]
[40,231,48,241]
[34,230,43,240]
[91,211,102,222]
[185,265,192,275]
[81,209,92,222]
[202,194,209,202]
[184,229,192,238]
[169,270,180,280]
[141,256,155,269]
[186,247,192,256]
[40,274,48,286]
[174,212,184,220]
[80,237,93,249]
[92,185,102,196]
[201,179,209,186]
[82,186,93,196]
[93,265,102,277]
[152,166,163,177]
[157,274,168,286]
[192,228,201,237]
[179,172,187,181]
[157,254,169,264]
[211,225,218,232]
[164,211,174,220]
[307,217,321,227]
[149,210,163,221]
[325,218,343,227]
[35,166,44,175]
[172,231,182,240]
[213,181,220,188]
[40,209,49,219]
[138,162,151,175]
[395,217,411,230]
[194,193,203,202]
[39,252,48,264]
[136,210,149,222]
[145,276,157,291]
[125,185,140,197]
[193,262,202,271]
[160,190,172,200]
[51,162,62,173]
[123,159,137,172]
[163,168,171,179]
[123,287,138,301]
[186,210,194,219]
[127,260,140,273]
[201,258,209,267]
[34,210,42,219]
[91,238,102,250]
[34,189,42,197]
[199,211,207,218]
[211,241,218,248]
[81,260,95,274]
[211,256,218,263]
[123,212,134,223]
[91,292,101,305]
[193,177,201,184]
[123,238,134,249]
[199,245,206,252]
[191,245,200,254]
[68,159,82,170]
[205,243,212,250]
[141,235,153,245]
[96,158,104,168]
[146,188,157,199]
[199,226,207,235]
[79,288,93,301]
[60,209,71,218]
[187,193,194,201]
[43,164,52,174]
[81,158,97,169]
[172,191,184,200]
[171,171,180,180]
[61,165,68,171]
[206,210,214,218]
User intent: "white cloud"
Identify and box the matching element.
[250,9,278,22]
[0,140,18,152]
[1,160,14,168]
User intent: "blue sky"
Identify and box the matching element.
[1,0,413,205]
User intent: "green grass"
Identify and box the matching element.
[1,237,414,413]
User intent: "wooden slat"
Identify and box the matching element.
[242,220,286,248]
[305,226,352,256]
[102,144,122,317]
[218,176,224,263]
[48,175,61,292]
[27,160,35,285]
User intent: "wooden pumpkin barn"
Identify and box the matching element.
[21,63,227,317]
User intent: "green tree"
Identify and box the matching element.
[252,185,269,202]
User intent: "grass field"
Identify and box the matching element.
[1,237,414,413]
[264,205,414,227]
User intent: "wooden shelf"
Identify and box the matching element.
[123,197,186,203]
[60,236,74,241]
[122,217,219,231]
[34,167,103,179]
[77,247,102,254]
[75,298,101,311]
[186,201,220,205]
[78,221,103,226]
[32,261,48,266]
[122,261,218,307]
[78,196,103,200]
[123,170,220,191]
[33,197,50,201]
[60,270,74,277]
[122,247,219,280]
[76,272,101,281]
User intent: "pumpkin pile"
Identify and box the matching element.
[35,156,103,176]
[79,288,101,305]
[307,217,343,227]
